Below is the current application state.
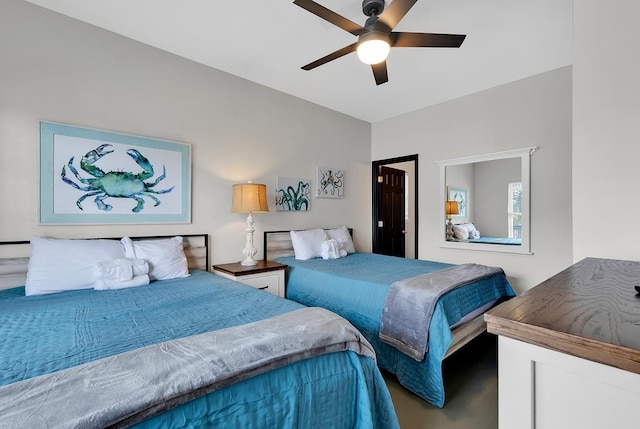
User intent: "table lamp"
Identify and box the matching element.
[231,182,269,266]
[445,200,459,241]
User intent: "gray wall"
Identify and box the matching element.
[573,0,640,262]
[0,0,372,263]
[372,67,573,294]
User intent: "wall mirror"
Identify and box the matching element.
[437,147,537,254]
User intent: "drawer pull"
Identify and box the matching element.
[257,286,269,290]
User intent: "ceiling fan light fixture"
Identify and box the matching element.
[294,0,466,84]
[356,31,390,65]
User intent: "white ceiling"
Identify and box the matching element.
[23,0,572,123]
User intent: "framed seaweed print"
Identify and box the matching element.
[275,176,310,211]
[39,121,191,224]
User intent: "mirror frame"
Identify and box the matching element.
[437,147,537,255]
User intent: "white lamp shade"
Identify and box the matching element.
[356,32,391,65]
[232,183,269,213]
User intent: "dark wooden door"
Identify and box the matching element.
[375,166,406,257]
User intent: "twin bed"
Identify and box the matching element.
[0,235,398,428]
[265,228,515,407]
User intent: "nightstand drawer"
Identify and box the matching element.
[239,272,281,295]
[212,260,287,298]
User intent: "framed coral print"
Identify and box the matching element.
[448,186,467,221]
[275,176,310,211]
[39,121,191,224]
[315,167,344,198]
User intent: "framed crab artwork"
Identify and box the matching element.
[39,121,191,224]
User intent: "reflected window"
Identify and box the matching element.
[508,182,522,239]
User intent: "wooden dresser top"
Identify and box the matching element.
[485,257,640,374]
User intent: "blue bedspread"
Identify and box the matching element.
[0,270,398,428]
[277,253,515,407]
[468,236,521,245]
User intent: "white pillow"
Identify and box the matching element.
[121,236,189,281]
[25,236,125,296]
[325,226,355,254]
[290,229,326,260]
[452,224,470,240]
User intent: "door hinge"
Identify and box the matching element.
[378,221,384,227]
[377,176,383,183]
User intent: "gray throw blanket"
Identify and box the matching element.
[379,263,503,361]
[0,307,374,429]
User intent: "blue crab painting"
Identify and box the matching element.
[61,144,174,213]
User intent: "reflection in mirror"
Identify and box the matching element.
[447,158,521,241]
[437,147,537,254]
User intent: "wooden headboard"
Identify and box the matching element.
[0,234,208,291]
[264,229,353,261]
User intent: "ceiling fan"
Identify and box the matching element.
[294,0,466,85]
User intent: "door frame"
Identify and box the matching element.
[372,154,418,258]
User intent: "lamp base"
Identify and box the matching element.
[240,212,258,266]
[446,217,455,241]
[240,257,258,266]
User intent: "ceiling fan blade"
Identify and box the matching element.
[390,32,466,48]
[293,0,365,36]
[301,43,358,71]
[378,0,417,30]
[371,61,389,85]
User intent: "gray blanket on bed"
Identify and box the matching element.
[0,307,374,429]
[379,263,503,361]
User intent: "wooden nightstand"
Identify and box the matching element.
[212,260,287,298]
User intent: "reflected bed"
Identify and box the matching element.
[467,236,521,245]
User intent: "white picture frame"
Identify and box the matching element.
[448,186,468,221]
[315,167,344,199]
[40,121,191,224]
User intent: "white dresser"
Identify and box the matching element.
[485,258,640,429]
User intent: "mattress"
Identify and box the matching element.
[0,269,399,428]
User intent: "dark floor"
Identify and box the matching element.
[383,333,498,429]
